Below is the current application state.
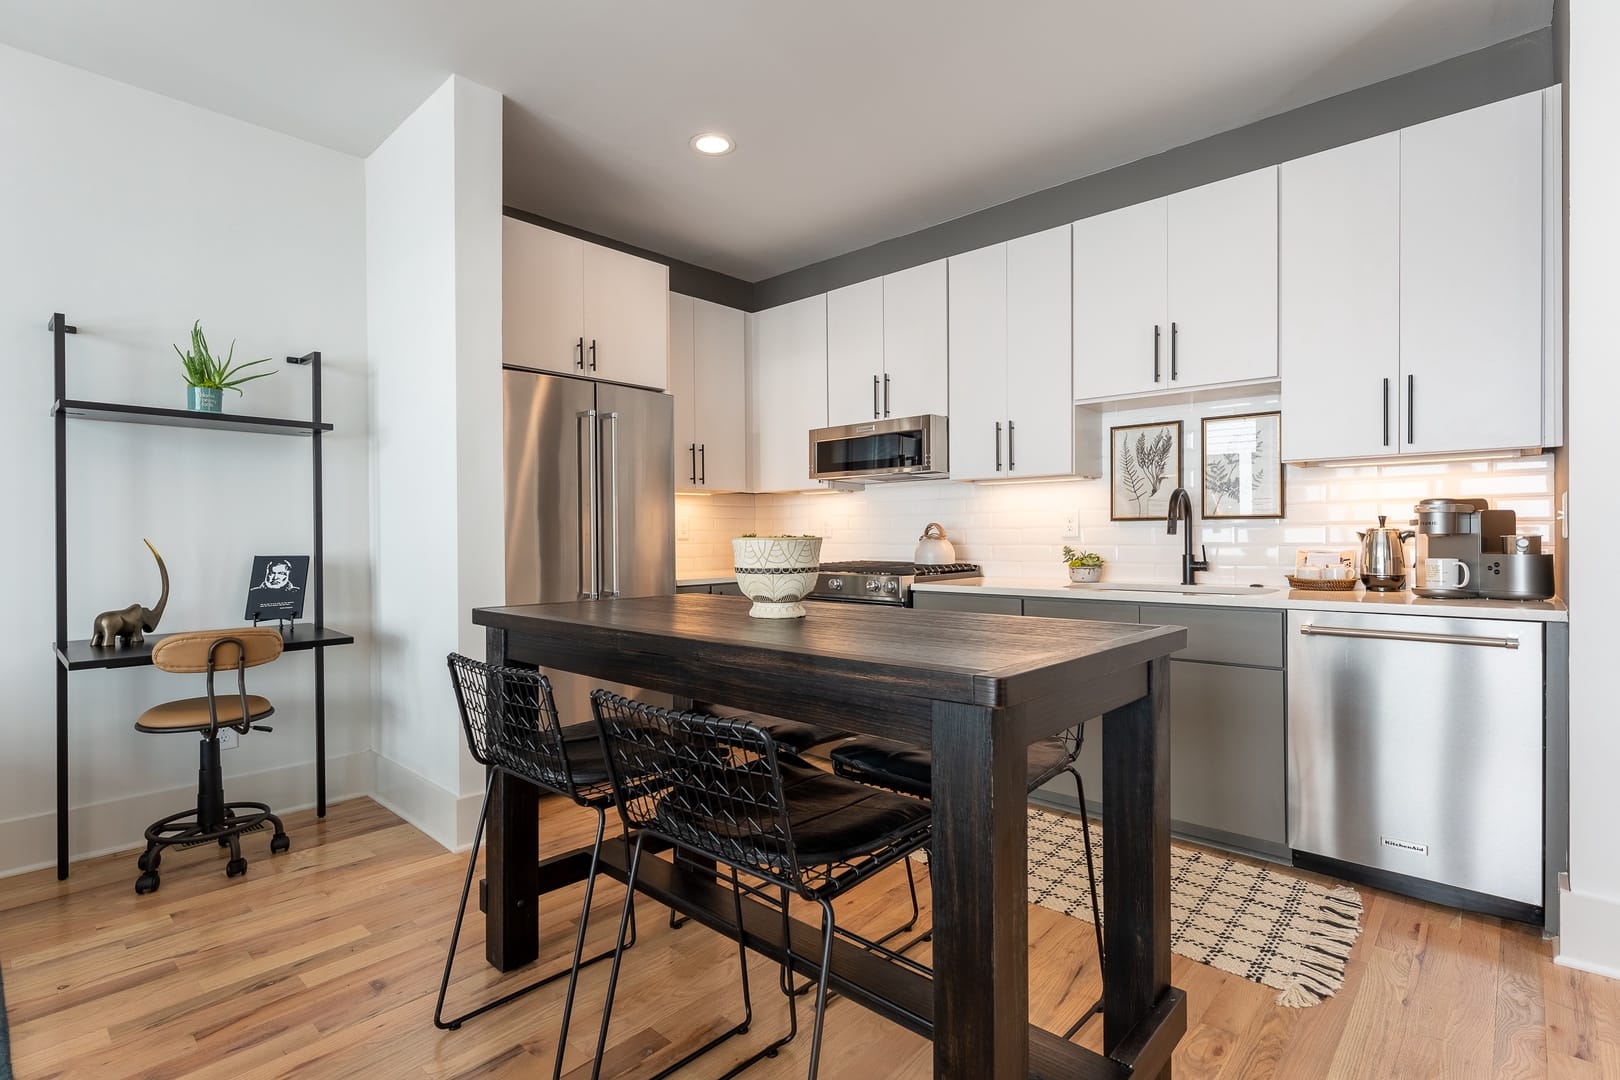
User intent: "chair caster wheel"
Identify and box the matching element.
[226,858,248,878]
[137,849,161,872]
[135,871,160,895]
[270,833,290,854]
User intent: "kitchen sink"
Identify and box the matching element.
[1068,582,1279,597]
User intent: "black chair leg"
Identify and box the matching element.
[1062,765,1106,1040]
[435,777,621,1034]
[808,898,838,1080]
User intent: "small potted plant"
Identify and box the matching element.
[1064,545,1104,583]
[732,533,823,618]
[175,320,275,413]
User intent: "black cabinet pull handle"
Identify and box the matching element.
[1170,322,1179,381]
[873,374,880,419]
[576,337,585,370]
[1007,420,1016,471]
[1153,324,1161,383]
[1408,374,1415,444]
[589,339,598,371]
[1383,378,1390,447]
[883,373,891,417]
[995,421,1002,471]
[689,443,696,483]
[698,444,705,485]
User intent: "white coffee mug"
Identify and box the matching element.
[1424,557,1471,590]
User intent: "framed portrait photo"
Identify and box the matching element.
[1110,421,1183,521]
[244,555,310,622]
[1201,412,1284,519]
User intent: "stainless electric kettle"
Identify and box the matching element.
[1358,515,1415,592]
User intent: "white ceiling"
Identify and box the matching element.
[0,1,1551,280]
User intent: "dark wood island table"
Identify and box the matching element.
[472,593,1188,1079]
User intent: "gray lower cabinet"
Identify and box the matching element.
[912,591,1024,615]
[677,581,744,596]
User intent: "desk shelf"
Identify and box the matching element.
[53,398,332,436]
[57,625,354,671]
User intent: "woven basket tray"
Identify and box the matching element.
[1286,575,1359,591]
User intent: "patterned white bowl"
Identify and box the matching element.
[1069,566,1103,583]
[732,536,823,619]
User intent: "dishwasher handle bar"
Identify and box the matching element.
[1298,623,1519,650]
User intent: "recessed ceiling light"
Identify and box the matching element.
[690,132,735,156]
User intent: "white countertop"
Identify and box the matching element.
[677,573,737,587]
[911,577,1568,623]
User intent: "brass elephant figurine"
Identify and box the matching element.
[89,539,169,647]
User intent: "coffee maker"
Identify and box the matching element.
[1411,498,1516,598]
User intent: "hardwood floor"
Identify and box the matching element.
[2,796,1616,1079]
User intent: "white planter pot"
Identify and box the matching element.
[732,536,823,619]
[1069,566,1103,583]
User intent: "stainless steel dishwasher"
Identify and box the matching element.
[1286,610,1543,921]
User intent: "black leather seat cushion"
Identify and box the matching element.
[716,711,849,756]
[830,736,1073,800]
[776,759,931,865]
[557,722,612,786]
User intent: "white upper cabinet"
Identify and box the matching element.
[947,243,1009,481]
[948,227,1073,482]
[749,295,828,493]
[503,217,586,376]
[1167,166,1278,388]
[826,278,885,425]
[1400,91,1545,455]
[503,216,669,390]
[826,261,949,424]
[882,259,949,419]
[669,295,747,491]
[1279,90,1554,461]
[1073,199,1168,399]
[1280,133,1402,462]
[1074,169,1277,400]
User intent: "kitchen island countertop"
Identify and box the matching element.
[911,577,1568,622]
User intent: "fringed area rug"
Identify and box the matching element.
[1023,806,1363,1006]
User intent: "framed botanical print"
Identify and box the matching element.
[1201,412,1284,519]
[1110,421,1183,521]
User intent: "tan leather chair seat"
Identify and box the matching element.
[136,695,275,733]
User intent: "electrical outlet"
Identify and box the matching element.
[676,515,691,541]
[218,728,239,750]
[1063,511,1080,537]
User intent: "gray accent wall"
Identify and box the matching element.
[753,27,1557,310]
[505,26,1556,314]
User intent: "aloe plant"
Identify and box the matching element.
[175,321,274,394]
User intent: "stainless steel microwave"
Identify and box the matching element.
[807,415,949,483]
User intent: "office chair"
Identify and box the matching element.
[132,628,290,895]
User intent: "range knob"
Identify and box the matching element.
[883,579,899,594]
[827,577,844,591]
[865,578,883,593]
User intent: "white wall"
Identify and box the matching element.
[0,44,373,874]
[1558,0,1620,978]
[367,75,504,850]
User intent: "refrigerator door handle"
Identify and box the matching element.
[600,411,621,598]
[578,409,600,599]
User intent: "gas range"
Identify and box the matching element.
[806,560,983,606]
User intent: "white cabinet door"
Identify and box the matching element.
[692,299,747,492]
[583,242,670,390]
[1005,225,1074,477]
[882,259,949,418]
[1401,91,1545,454]
[1279,134,1401,462]
[947,242,1009,481]
[749,295,828,493]
[1073,199,1167,400]
[826,278,884,426]
[668,294,699,489]
[503,217,585,375]
[1168,166,1278,388]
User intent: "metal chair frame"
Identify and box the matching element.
[435,655,639,1080]
[590,692,933,1080]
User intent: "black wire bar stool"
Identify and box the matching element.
[435,654,642,1080]
[589,692,935,1080]
[830,721,1107,1038]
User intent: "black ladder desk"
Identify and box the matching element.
[48,313,352,879]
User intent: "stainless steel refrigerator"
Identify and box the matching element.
[503,367,675,719]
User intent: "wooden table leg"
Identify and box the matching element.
[484,625,540,971]
[930,700,1029,1079]
[1102,656,1174,1078]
